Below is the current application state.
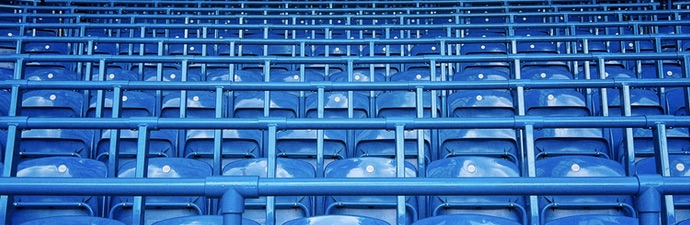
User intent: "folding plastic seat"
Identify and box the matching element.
[438,128,519,162]
[118,42,158,56]
[144,68,202,82]
[21,90,84,117]
[183,129,262,167]
[12,157,107,225]
[533,128,611,159]
[168,31,215,56]
[275,129,347,168]
[453,67,511,81]
[617,128,690,162]
[23,41,69,55]
[87,91,155,118]
[94,129,177,167]
[592,89,664,116]
[232,92,299,118]
[642,62,683,79]
[447,90,514,117]
[19,129,94,159]
[324,157,418,225]
[376,91,440,118]
[666,88,688,116]
[19,216,126,225]
[283,215,390,225]
[269,70,324,83]
[411,214,522,225]
[354,130,430,167]
[521,67,574,80]
[152,216,259,225]
[0,28,19,54]
[390,70,443,82]
[536,156,635,224]
[427,157,525,223]
[207,69,263,82]
[410,44,441,56]
[111,158,212,225]
[525,89,590,116]
[329,70,386,83]
[91,68,141,81]
[223,158,315,225]
[161,91,226,118]
[24,67,78,81]
[305,92,370,119]
[577,66,634,80]
[458,33,510,71]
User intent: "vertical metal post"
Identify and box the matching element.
[221,189,245,225]
[395,124,407,225]
[653,123,676,225]
[524,124,539,225]
[316,87,325,176]
[132,124,150,225]
[213,87,224,175]
[266,124,277,225]
[621,84,635,175]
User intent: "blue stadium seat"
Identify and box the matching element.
[544,215,639,225]
[438,129,519,162]
[144,68,202,82]
[223,158,315,225]
[232,92,299,118]
[618,128,690,162]
[161,91,226,118]
[183,129,262,167]
[111,158,212,225]
[592,89,664,116]
[536,156,635,224]
[427,157,526,223]
[642,63,683,79]
[453,68,511,81]
[168,31,215,56]
[276,129,347,168]
[411,214,522,225]
[447,90,514,117]
[534,128,610,159]
[522,67,574,80]
[667,88,689,116]
[24,67,78,81]
[324,157,418,225]
[19,129,94,159]
[376,91,440,118]
[19,216,126,225]
[23,42,69,54]
[95,129,177,167]
[525,89,590,116]
[355,129,431,166]
[12,157,107,225]
[329,70,386,83]
[152,216,259,225]
[578,66,634,80]
[390,70,443,82]
[87,91,155,117]
[305,92,370,118]
[21,90,84,117]
[207,69,263,83]
[90,68,141,81]
[283,215,390,225]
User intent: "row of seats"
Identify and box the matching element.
[7,154,686,225]
[3,86,684,119]
[3,0,689,225]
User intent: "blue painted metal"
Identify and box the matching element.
[152,216,259,225]
[19,216,126,225]
[412,214,522,225]
[283,215,390,225]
